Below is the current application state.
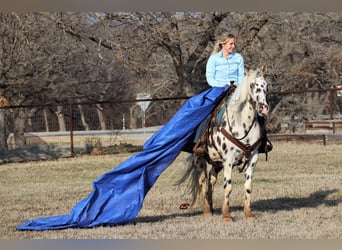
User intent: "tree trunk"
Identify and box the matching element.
[96,104,106,130]
[78,102,90,130]
[0,96,9,149]
[129,105,140,129]
[13,109,26,148]
[56,106,66,131]
[43,108,49,132]
[0,109,7,150]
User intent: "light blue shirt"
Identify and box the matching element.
[206,51,245,87]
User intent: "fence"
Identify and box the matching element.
[0,87,341,163]
[269,87,342,134]
[0,96,187,162]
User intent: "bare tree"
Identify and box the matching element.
[0,12,133,148]
[0,12,341,148]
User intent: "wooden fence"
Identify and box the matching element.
[304,120,342,134]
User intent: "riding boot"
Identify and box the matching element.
[257,116,273,157]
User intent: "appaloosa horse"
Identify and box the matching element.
[178,67,269,222]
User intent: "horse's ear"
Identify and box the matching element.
[245,66,250,76]
[261,65,267,74]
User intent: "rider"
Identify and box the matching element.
[194,33,244,145]
[194,32,272,156]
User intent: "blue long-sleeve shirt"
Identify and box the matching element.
[206,51,245,87]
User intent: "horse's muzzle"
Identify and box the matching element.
[258,103,269,116]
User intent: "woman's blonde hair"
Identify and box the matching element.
[212,33,235,54]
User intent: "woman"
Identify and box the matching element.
[206,33,245,87]
[195,32,272,156]
[193,33,245,146]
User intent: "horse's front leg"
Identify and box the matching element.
[243,153,258,220]
[221,161,233,222]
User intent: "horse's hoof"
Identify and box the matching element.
[246,215,256,221]
[203,211,213,217]
[222,217,233,222]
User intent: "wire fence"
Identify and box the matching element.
[269,87,342,134]
[0,87,341,163]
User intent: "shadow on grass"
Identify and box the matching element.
[134,210,203,224]
[134,189,341,224]
[251,188,341,213]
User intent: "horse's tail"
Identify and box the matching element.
[175,154,203,206]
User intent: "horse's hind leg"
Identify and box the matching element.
[197,159,217,216]
[206,163,220,215]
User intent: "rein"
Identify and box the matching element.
[220,127,261,158]
[219,103,261,158]
[221,97,261,158]
[193,85,262,162]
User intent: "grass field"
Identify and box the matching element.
[1,142,341,239]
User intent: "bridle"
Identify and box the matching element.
[220,91,261,159]
[193,79,268,168]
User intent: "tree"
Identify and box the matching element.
[0,92,8,149]
[0,12,341,148]
[0,12,134,148]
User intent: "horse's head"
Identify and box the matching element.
[249,67,269,116]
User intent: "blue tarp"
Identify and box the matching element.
[16,86,228,230]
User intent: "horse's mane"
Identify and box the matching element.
[230,69,258,106]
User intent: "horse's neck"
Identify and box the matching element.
[226,97,256,134]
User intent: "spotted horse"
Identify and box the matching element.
[178,67,270,222]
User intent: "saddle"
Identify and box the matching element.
[193,86,273,161]
[192,86,235,156]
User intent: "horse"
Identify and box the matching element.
[178,67,269,222]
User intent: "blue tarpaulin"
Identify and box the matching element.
[16,86,228,230]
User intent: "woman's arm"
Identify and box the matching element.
[237,55,245,84]
[206,55,221,87]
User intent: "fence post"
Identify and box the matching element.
[329,90,334,119]
[69,103,74,157]
[323,134,327,146]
